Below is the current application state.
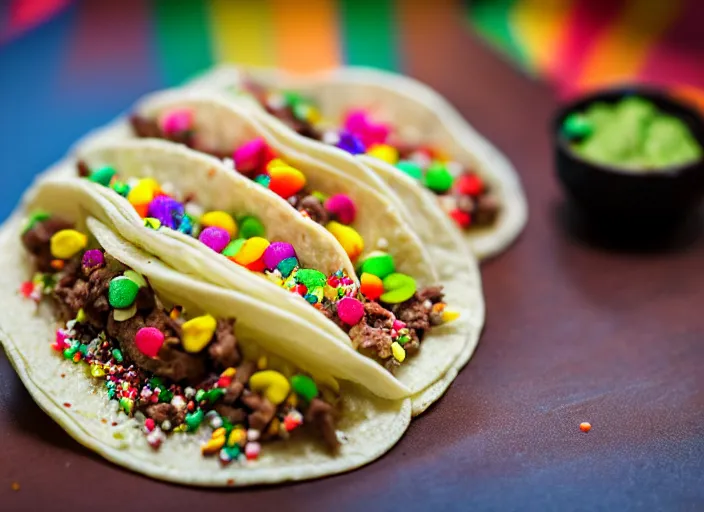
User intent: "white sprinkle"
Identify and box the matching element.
[184,387,196,399]
[222,157,235,171]
[210,416,223,429]
[247,429,260,442]
[423,300,433,309]
[376,237,389,250]
[322,130,340,146]
[171,395,186,408]
[161,420,171,431]
[185,202,204,220]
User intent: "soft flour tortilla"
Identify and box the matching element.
[186,65,527,261]
[121,93,485,415]
[19,177,410,400]
[0,211,411,486]
[78,109,484,414]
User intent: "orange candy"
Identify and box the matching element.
[133,204,149,218]
[268,161,306,199]
[360,272,384,300]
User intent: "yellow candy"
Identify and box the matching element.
[76,308,86,323]
[201,211,237,237]
[201,436,225,456]
[221,367,236,378]
[127,180,157,205]
[144,217,161,230]
[268,163,306,198]
[326,221,364,261]
[90,365,105,378]
[442,310,460,323]
[367,144,399,165]
[249,370,291,405]
[212,427,226,439]
[181,314,217,353]
[391,342,406,362]
[50,229,87,259]
[257,356,268,370]
[233,237,269,266]
[227,428,246,447]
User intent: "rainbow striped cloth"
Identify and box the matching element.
[2,0,703,108]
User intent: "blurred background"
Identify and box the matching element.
[1,0,703,218]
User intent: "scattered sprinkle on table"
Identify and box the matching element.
[580,422,591,433]
[11,482,20,491]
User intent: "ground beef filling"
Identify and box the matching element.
[21,218,340,452]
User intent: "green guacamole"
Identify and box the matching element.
[562,96,702,171]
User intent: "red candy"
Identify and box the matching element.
[233,138,276,175]
[456,174,484,197]
[449,209,472,229]
[19,281,34,298]
[135,327,165,358]
[337,297,364,326]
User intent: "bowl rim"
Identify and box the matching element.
[553,85,704,178]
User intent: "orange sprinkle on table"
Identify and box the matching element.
[580,422,592,433]
[11,482,20,491]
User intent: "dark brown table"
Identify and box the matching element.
[1,10,703,512]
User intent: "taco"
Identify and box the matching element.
[70,134,481,414]
[0,197,411,486]
[124,93,485,414]
[186,65,527,261]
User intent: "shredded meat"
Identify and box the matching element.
[297,195,328,224]
[129,114,193,146]
[107,305,206,384]
[234,361,257,385]
[144,403,185,426]
[77,160,91,178]
[222,381,244,405]
[364,301,394,329]
[242,392,276,431]
[305,398,339,451]
[208,319,240,370]
[392,287,444,333]
[214,404,247,424]
[349,319,393,359]
[474,194,500,225]
[21,218,74,272]
[416,286,444,304]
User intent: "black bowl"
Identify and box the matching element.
[553,87,704,228]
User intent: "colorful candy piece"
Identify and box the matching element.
[134,327,164,358]
[324,194,357,225]
[449,209,471,229]
[81,249,105,271]
[199,226,231,253]
[456,174,484,196]
[123,270,147,288]
[239,216,266,239]
[144,217,162,230]
[290,374,319,402]
[263,242,296,270]
[127,179,158,206]
[108,276,140,309]
[160,108,193,135]
[222,238,246,258]
[276,256,298,277]
[268,162,306,199]
[336,130,366,155]
[148,195,184,229]
[359,252,395,279]
[562,112,593,140]
[326,221,364,261]
[395,160,423,180]
[201,211,237,237]
[380,273,417,304]
[391,342,406,362]
[50,229,87,260]
[424,163,454,193]
[233,138,275,175]
[367,144,399,165]
[88,166,116,186]
[360,272,384,300]
[233,237,270,266]
[181,314,217,353]
[337,297,364,326]
[249,370,291,405]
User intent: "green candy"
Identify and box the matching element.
[239,216,265,239]
[112,181,130,197]
[159,389,174,404]
[206,387,226,404]
[88,166,116,186]
[254,174,271,188]
[195,389,206,402]
[360,252,395,279]
[423,163,454,193]
[396,160,423,180]
[224,445,241,459]
[112,348,123,363]
[119,397,133,415]
[291,374,318,402]
[380,273,417,304]
[108,276,139,309]
[311,191,328,203]
[149,376,164,389]
[222,238,246,257]
[185,409,204,432]
[562,113,593,140]
[295,268,326,289]
[23,211,50,233]
[277,257,298,278]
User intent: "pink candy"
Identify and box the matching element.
[233,138,275,175]
[324,194,357,225]
[392,319,406,331]
[344,109,390,148]
[135,327,165,358]
[160,108,193,135]
[337,297,364,326]
[199,226,230,253]
[263,242,297,270]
